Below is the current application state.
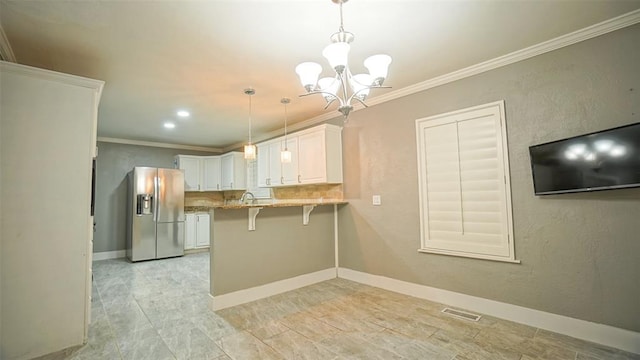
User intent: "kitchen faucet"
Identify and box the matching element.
[239,191,255,204]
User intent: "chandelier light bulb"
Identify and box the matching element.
[364,54,392,86]
[350,73,373,101]
[322,42,350,74]
[318,77,340,101]
[295,62,322,92]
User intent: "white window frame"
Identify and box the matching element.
[415,100,518,263]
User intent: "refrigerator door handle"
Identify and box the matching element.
[153,176,159,222]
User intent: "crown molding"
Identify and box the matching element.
[97,137,222,153]
[0,24,16,62]
[253,7,640,144]
[0,61,104,92]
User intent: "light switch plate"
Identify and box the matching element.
[372,195,381,206]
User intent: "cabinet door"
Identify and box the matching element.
[220,154,234,190]
[195,214,211,248]
[202,156,221,191]
[177,156,201,191]
[221,152,247,190]
[281,137,299,185]
[256,143,270,187]
[185,214,196,250]
[268,141,283,186]
[297,130,327,184]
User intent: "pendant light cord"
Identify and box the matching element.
[248,94,252,144]
[284,102,288,150]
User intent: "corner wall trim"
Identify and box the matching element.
[337,267,640,355]
[92,250,126,261]
[209,268,336,311]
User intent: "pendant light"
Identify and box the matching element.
[280,97,292,163]
[243,88,256,160]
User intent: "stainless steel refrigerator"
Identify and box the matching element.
[126,167,185,261]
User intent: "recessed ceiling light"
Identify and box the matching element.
[164,122,176,129]
[177,110,190,118]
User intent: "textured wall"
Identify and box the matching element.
[338,24,640,331]
[94,142,217,252]
[212,205,335,295]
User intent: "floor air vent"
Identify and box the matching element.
[441,307,482,322]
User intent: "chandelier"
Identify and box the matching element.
[295,0,392,118]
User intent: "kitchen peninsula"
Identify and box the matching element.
[176,123,348,310]
[184,185,346,311]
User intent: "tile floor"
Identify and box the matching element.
[37,252,639,360]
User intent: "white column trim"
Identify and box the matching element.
[338,267,640,355]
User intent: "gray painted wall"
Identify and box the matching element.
[338,24,640,332]
[94,141,216,253]
[212,205,335,295]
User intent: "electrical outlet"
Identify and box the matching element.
[372,195,381,206]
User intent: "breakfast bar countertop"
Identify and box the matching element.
[185,200,347,212]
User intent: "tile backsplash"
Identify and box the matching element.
[184,184,343,207]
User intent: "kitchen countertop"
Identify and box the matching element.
[185,200,347,212]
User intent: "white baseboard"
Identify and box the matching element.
[92,250,126,261]
[209,268,337,311]
[338,267,639,355]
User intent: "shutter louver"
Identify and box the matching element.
[416,101,515,261]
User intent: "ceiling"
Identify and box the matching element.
[2,1,640,150]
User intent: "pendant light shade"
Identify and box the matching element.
[244,144,256,160]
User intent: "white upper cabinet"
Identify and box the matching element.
[256,124,342,187]
[202,156,222,191]
[175,155,202,191]
[281,137,299,185]
[176,153,244,192]
[257,142,272,187]
[221,152,246,190]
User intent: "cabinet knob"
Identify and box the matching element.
[281,177,284,184]
[230,182,233,188]
[298,175,302,183]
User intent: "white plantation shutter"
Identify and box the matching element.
[416,101,516,262]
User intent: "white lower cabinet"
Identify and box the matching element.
[185,213,210,250]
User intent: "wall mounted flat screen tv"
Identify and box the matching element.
[529,122,640,195]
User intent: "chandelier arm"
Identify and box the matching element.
[298,91,342,107]
[351,95,369,108]
[323,98,337,110]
